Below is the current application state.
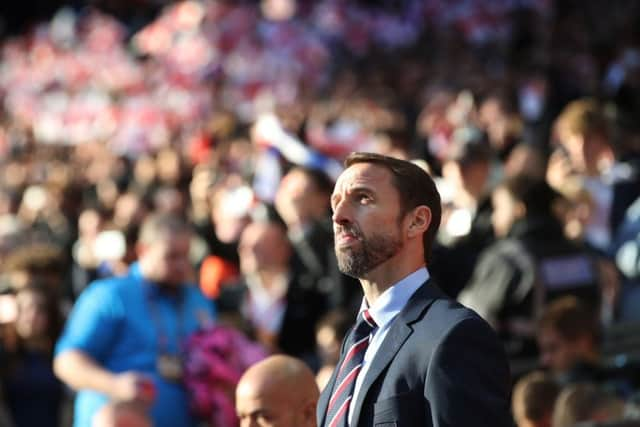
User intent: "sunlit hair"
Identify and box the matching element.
[138,213,191,246]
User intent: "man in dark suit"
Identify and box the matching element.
[216,207,326,362]
[317,152,512,427]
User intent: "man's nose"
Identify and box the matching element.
[331,200,350,225]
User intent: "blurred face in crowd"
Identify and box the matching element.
[78,208,102,239]
[156,148,182,185]
[316,324,342,365]
[211,184,252,244]
[442,158,490,202]
[15,289,49,340]
[561,131,613,177]
[479,96,509,149]
[133,155,157,187]
[331,163,404,278]
[113,192,147,228]
[491,186,523,238]
[238,221,291,275]
[139,231,192,287]
[537,326,590,374]
[275,169,329,229]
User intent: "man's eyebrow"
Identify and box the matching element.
[331,186,374,203]
[348,185,375,195]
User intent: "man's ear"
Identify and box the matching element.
[303,399,318,425]
[407,206,431,238]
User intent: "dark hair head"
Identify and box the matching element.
[344,152,442,264]
[538,296,600,343]
[289,166,334,195]
[499,175,560,218]
[446,126,492,165]
[316,309,352,340]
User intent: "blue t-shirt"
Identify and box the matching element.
[55,263,215,427]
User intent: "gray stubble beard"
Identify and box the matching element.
[336,231,402,278]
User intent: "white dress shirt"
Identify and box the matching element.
[347,267,429,425]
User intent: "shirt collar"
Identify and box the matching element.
[359,267,429,330]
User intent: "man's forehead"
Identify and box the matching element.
[334,163,391,191]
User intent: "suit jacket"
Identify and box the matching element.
[317,281,512,427]
[216,269,327,358]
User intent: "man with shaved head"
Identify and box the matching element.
[236,355,319,427]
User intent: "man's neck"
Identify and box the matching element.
[359,261,426,306]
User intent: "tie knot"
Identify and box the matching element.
[352,309,377,341]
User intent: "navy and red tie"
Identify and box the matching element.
[324,309,377,427]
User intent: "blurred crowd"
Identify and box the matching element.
[1,0,640,426]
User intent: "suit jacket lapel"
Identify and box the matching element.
[349,281,442,427]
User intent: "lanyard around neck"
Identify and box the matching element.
[145,287,185,355]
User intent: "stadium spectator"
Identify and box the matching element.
[236,355,319,427]
[54,214,215,427]
[552,383,625,427]
[512,371,561,427]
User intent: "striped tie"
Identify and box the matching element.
[324,310,377,427]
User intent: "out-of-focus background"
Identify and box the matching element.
[2,1,640,426]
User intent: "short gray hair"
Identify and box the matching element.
[138,214,191,246]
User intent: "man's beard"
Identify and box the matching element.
[335,227,403,278]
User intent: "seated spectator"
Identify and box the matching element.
[431,125,495,298]
[537,297,601,383]
[459,176,600,360]
[216,207,327,363]
[236,355,319,427]
[512,371,561,427]
[552,383,625,427]
[275,165,360,311]
[3,241,68,298]
[547,99,616,252]
[71,208,105,296]
[0,285,64,427]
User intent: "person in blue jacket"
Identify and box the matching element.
[54,213,215,427]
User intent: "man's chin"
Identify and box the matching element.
[337,259,367,279]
